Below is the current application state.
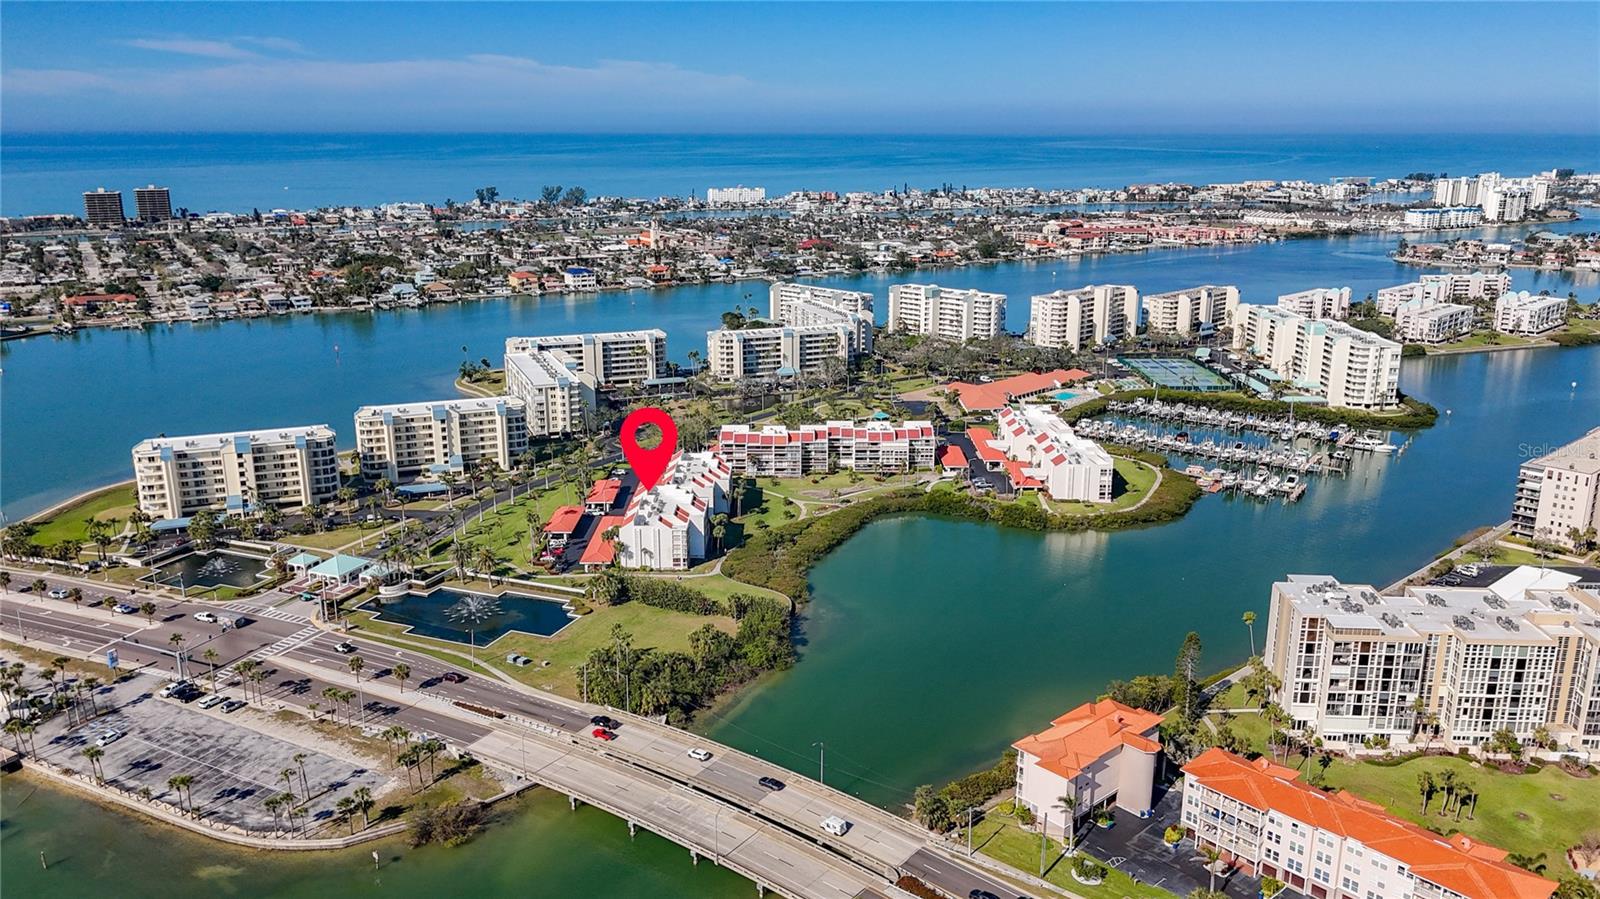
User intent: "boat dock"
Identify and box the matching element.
[1100,398,1398,453]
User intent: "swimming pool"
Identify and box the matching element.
[1054,391,1081,401]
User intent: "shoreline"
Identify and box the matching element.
[19,478,136,526]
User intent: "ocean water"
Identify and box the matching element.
[3,132,1598,216]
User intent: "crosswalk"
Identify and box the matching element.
[249,625,321,660]
[222,599,308,624]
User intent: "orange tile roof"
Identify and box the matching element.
[543,504,585,534]
[1003,459,1043,489]
[938,445,968,468]
[1183,749,1556,899]
[577,514,630,566]
[966,427,1006,463]
[1013,700,1163,781]
[946,369,1092,412]
[585,479,621,506]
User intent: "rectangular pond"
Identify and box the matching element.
[361,587,578,643]
[145,549,272,589]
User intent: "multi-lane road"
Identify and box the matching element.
[2,567,1040,899]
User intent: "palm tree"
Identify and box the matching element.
[450,539,472,579]
[264,794,284,833]
[354,785,375,828]
[168,632,187,676]
[167,773,195,814]
[1436,769,1458,817]
[337,796,358,833]
[0,571,12,595]
[393,662,411,694]
[348,655,365,685]
[81,745,106,781]
[1054,793,1079,854]
[474,546,500,584]
[139,601,157,625]
[1200,844,1223,892]
[293,752,310,797]
[202,648,220,693]
[278,790,299,834]
[67,587,84,611]
[80,676,101,718]
[30,578,47,598]
[1416,770,1435,813]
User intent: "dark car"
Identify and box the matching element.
[590,715,619,730]
[221,699,246,713]
[442,671,467,684]
[968,891,1000,899]
[757,776,785,791]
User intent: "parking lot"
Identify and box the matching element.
[35,672,389,832]
[1079,786,1261,899]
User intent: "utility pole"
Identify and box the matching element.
[812,741,825,784]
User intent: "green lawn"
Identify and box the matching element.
[1488,545,1551,566]
[967,810,1177,899]
[1428,331,1538,352]
[27,483,138,545]
[1310,754,1600,878]
[442,483,581,570]
[350,598,736,699]
[283,521,393,551]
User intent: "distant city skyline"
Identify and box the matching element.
[2,1,1597,134]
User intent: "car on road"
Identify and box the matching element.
[590,715,620,730]
[820,815,850,836]
[193,611,219,623]
[757,776,785,792]
[687,747,713,762]
[221,699,246,713]
[441,671,467,683]
[113,603,138,615]
[591,728,616,741]
[95,729,124,747]
[197,693,227,710]
[333,641,357,654]
[967,891,1000,899]
[47,588,69,599]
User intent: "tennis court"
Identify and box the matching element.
[1118,356,1232,391]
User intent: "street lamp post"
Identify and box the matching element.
[812,741,825,785]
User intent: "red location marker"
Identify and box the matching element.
[620,407,679,492]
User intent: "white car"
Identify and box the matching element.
[687,747,713,762]
[193,611,219,623]
[95,729,124,747]
[48,588,69,599]
[197,693,227,710]
[820,815,851,837]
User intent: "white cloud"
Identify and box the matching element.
[236,36,309,55]
[122,38,260,60]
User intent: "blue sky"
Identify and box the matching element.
[3,2,1597,133]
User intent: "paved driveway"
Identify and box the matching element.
[1079,786,1264,899]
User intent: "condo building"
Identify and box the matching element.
[503,349,595,437]
[1401,206,1484,230]
[1182,748,1556,899]
[1493,291,1567,336]
[1011,700,1163,835]
[706,186,766,205]
[1140,284,1239,337]
[82,188,125,227]
[768,282,874,353]
[705,323,853,380]
[1028,284,1139,351]
[980,405,1114,502]
[1276,287,1351,321]
[1393,297,1475,345]
[1510,426,1600,549]
[613,451,733,570]
[715,421,937,477]
[132,425,340,519]
[354,397,528,482]
[504,329,668,386]
[886,284,1006,340]
[1233,306,1401,409]
[134,185,173,222]
[1376,272,1510,315]
[1262,570,1600,750]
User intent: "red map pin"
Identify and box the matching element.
[620,407,679,492]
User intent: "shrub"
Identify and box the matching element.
[1164,824,1185,844]
[1072,856,1108,882]
[408,801,484,847]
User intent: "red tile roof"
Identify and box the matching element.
[63,293,138,306]
[585,479,621,506]
[578,514,630,566]
[1013,700,1163,781]
[947,369,1092,411]
[1003,460,1043,489]
[1183,749,1556,899]
[966,427,1006,464]
[938,445,968,468]
[543,505,585,534]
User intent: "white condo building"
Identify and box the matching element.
[504,330,667,386]
[1276,287,1351,321]
[1493,291,1567,336]
[1233,306,1401,409]
[705,323,853,380]
[706,186,766,205]
[133,425,340,519]
[989,405,1114,502]
[1263,570,1600,750]
[1028,284,1139,351]
[1511,426,1600,550]
[887,284,1006,340]
[768,282,874,353]
[1376,272,1509,315]
[1140,284,1239,337]
[354,397,528,482]
[503,349,596,437]
[614,451,732,570]
[1182,748,1556,899]
[1393,297,1475,345]
[1401,206,1484,230]
[715,421,937,476]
